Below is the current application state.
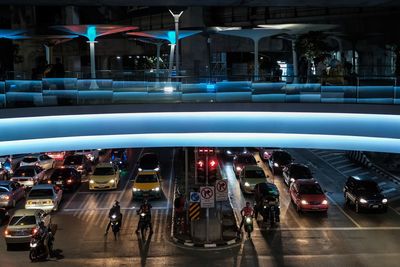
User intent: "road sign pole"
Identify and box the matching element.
[206,153,209,243]
[194,148,198,184]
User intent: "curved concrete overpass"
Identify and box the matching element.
[0,103,400,154]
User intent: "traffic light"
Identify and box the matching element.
[208,157,218,183]
[197,159,205,183]
[198,147,215,156]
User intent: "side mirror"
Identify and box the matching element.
[257,160,260,163]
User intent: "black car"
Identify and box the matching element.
[223,147,248,158]
[63,155,91,175]
[138,153,160,172]
[268,150,293,174]
[48,167,81,191]
[254,182,280,203]
[0,208,9,225]
[343,175,388,213]
[233,154,257,176]
[282,163,313,186]
[111,149,128,169]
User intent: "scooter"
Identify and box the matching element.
[29,230,54,262]
[110,213,121,240]
[244,215,254,239]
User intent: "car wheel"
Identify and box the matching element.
[6,243,11,251]
[11,199,16,208]
[355,201,360,213]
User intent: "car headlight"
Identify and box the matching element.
[359,198,368,204]
[133,187,139,192]
[0,195,9,200]
[30,243,37,248]
[111,214,117,219]
[152,187,160,191]
[154,167,160,171]
[244,182,250,187]
[274,162,279,167]
[226,150,232,155]
[119,161,122,164]
[236,166,242,171]
[109,179,115,184]
[301,200,308,205]
[263,205,267,209]
[89,179,94,184]
[138,168,143,172]
[382,198,388,204]
[322,200,328,205]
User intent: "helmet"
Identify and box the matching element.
[114,200,120,205]
[246,202,250,206]
[143,198,148,205]
[39,221,45,227]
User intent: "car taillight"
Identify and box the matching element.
[67,179,72,183]
[32,228,38,235]
[4,229,8,235]
[47,180,52,184]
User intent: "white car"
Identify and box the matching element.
[239,165,268,194]
[25,184,63,212]
[20,154,55,170]
[10,166,46,188]
[89,163,120,190]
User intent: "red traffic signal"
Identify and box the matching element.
[197,160,205,168]
[209,159,217,168]
[198,147,215,155]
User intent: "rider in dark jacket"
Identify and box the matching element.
[135,199,153,234]
[105,200,122,235]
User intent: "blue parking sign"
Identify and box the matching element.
[190,192,200,203]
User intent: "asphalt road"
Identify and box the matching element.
[0,148,400,267]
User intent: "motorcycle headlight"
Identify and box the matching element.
[109,179,115,184]
[226,150,232,155]
[382,198,388,204]
[30,243,37,248]
[152,187,160,191]
[140,213,146,217]
[322,200,328,205]
[111,214,117,219]
[244,182,250,187]
[301,200,308,205]
[138,168,143,172]
[263,206,267,209]
[133,187,139,192]
[154,167,160,171]
[359,198,368,204]
[290,178,295,183]
[245,217,252,223]
[274,162,279,167]
[119,161,122,164]
[236,166,242,171]
[89,179,94,184]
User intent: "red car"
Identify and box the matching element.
[290,179,328,213]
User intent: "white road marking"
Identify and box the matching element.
[336,163,357,169]
[382,188,396,194]
[61,206,169,212]
[378,182,387,186]
[342,167,364,174]
[356,171,371,176]
[326,194,361,228]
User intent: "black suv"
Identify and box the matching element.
[282,163,313,186]
[343,176,388,213]
[268,150,293,174]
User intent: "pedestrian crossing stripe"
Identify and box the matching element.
[188,203,200,221]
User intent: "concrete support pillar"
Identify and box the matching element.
[88,41,96,79]
[168,44,176,81]
[156,42,162,80]
[292,38,299,83]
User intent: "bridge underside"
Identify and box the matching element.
[0,103,399,154]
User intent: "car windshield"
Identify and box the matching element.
[299,184,323,194]
[291,165,313,179]
[0,186,9,193]
[51,169,68,178]
[136,174,158,183]
[14,168,35,177]
[64,156,83,165]
[274,151,292,163]
[93,167,114,175]
[9,215,36,226]
[23,157,38,163]
[237,156,256,164]
[140,155,158,168]
[29,189,53,197]
[357,181,380,193]
[245,170,266,179]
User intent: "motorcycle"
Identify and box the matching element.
[110,213,121,239]
[244,215,254,239]
[137,211,151,239]
[257,198,280,227]
[29,230,54,262]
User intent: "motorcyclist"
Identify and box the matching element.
[37,221,49,256]
[262,195,280,222]
[105,200,122,235]
[239,202,254,231]
[135,198,153,234]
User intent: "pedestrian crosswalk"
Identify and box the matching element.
[309,149,399,199]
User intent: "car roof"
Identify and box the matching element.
[95,163,114,168]
[243,165,263,170]
[31,184,54,190]
[13,209,42,217]
[350,175,373,182]
[295,179,318,185]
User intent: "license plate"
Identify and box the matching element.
[372,205,379,208]
[56,181,63,185]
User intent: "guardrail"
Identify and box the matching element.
[0,79,399,108]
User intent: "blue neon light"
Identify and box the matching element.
[167,31,176,44]
[0,112,399,154]
[86,26,97,42]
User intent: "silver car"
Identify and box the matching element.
[25,184,63,212]
[10,166,46,188]
[4,209,51,249]
[20,154,55,170]
[0,181,25,208]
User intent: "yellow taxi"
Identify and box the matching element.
[132,171,162,199]
[89,163,120,190]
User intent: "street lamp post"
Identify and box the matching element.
[169,10,184,76]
